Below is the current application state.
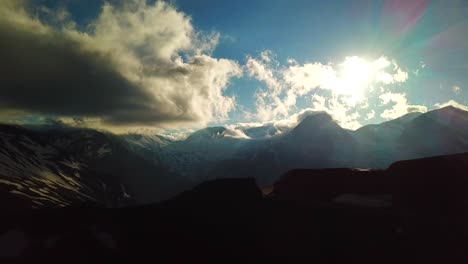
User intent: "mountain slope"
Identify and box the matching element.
[352,112,422,168]
[399,106,468,159]
[0,125,191,208]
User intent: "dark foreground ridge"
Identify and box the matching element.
[1,153,468,263]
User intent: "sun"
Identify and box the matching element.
[337,56,375,101]
[333,56,390,102]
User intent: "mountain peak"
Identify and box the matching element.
[422,105,468,121]
[290,112,343,138]
[185,126,226,142]
[294,112,335,130]
[436,105,467,114]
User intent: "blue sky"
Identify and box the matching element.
[176,0,468,125]
[2,0,468,133]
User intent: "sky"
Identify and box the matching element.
[0,0,467,135]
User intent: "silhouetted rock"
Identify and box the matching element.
[273,168,390,204]
[165,177,263,206]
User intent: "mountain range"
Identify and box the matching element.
[0,105,467,207]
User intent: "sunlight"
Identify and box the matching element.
[337,56,374,100]
[327,56,393,104]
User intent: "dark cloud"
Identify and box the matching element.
[0,22,157,125]
[0,0,241,130]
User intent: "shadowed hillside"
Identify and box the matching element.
[1,153,467,262]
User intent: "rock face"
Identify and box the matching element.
[1,153,467,263]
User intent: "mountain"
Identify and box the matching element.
[121,133,172,166]
[184,127,226,143]
[352,106,468,168]
[352,112,422,168]
[353,112,422,144]
[157,126,251,181]
[157,107,468,186]
[1,106,468,207]
[242,125,279,138]
[123,134,172,151]
[281,112,357,168]
[399,106,468,159]
[206,112,358,185]
[0,125,191,208]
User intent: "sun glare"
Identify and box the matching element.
[340,57,373,95]
[329,56,392,104]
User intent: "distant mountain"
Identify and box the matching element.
[353,112,422,144]
[205,112,357,185]
[123,134,173,150]
[121,133,172,166]
[185,127,226,142]
[159,107,468,186]
[399,106,468,159]
[351,112,422,168]
[242,125,279,138]
[160,126,248,181]
[352,106,468,168]
[281,112,357,168]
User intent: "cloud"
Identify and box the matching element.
[393,68,409,83]
[223,125,250,139]
[283,62,335,106]
[246,51,280,93]
[366,110,376,120]
[452,86,462,95]
[245,51,413,129]
[0,0,241,130]
[379,93,427,119]
[310,95,362,130]
[435,100,468,111]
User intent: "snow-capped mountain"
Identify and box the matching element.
[156,127,249,181]
[118,107,468,186]
[399,106,468,158]
[242,125,280,138]
[1,106,468,208]
[351,112,423,168]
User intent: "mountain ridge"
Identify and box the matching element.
[1,106,468,205]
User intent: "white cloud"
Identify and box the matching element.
[223,125,250,139]
[246,53,280,93]
[260,50,273,63]
[393,68,409,83]
[452,86,462,95]
[379,93,427,120]
[283,62,335,106]
[435,100,468,111]
[366,110,376,120]
[310,95,362,129]
[245,51,412,129]
[246,53,289,121]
